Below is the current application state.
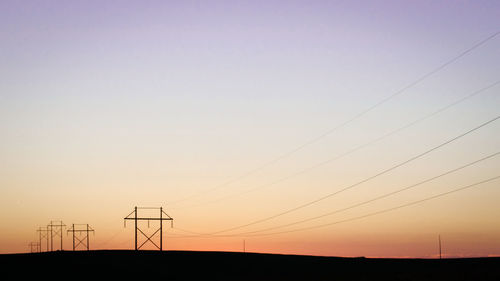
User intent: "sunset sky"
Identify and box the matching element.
[1,0,499,257]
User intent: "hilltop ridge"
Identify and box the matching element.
[1,250,499,280]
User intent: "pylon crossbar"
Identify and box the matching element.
[125,218,173,221]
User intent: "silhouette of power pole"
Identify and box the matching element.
[67,224,95,251]
[28,242,40,253]
[438,234,442,259]
[37,226,50,252]
[124,207,173,251]
[47,221,66,251]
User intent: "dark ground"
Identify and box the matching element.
[1,250,499,280]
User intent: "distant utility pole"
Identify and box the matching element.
[124,207,173,251]
[47,221,66,251]
[37,226,50,252]
[243,240,246,253]
[67,224,95,251]
[28,242,40,253]
[438,235,442,259]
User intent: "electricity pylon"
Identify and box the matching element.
[37,226,50,252]
[47,220,66,251]
[67,224,95,251]
[124,207,173,251]
[28,242,40,253]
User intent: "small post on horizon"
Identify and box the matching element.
[244,240,246,253]
[439,234,442,259]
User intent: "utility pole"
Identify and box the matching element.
[243,240,246,253]
[47,221,66,251]
[135,206,137,251]
[28,242,40,253]
[124,207,173,251]
[37,226,50,252]
[67,224,95,251]
[438,234,442,259]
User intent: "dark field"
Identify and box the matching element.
[1,250,499,280]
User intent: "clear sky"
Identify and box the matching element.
[1,0,499,257]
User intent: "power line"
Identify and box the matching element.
[220,151,500,236]
[94,228,124,249]
[170,150,500,238]
[173,226,206,236]
[167,31,500,207]
[173,79,500,210]
[172,175,500,238]
[197,114,500,235]
[240,175,500,237]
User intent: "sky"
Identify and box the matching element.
[1,0,499,257]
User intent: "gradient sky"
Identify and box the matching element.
[1,0,500,257]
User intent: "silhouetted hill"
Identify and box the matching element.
[1,250,499,280]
